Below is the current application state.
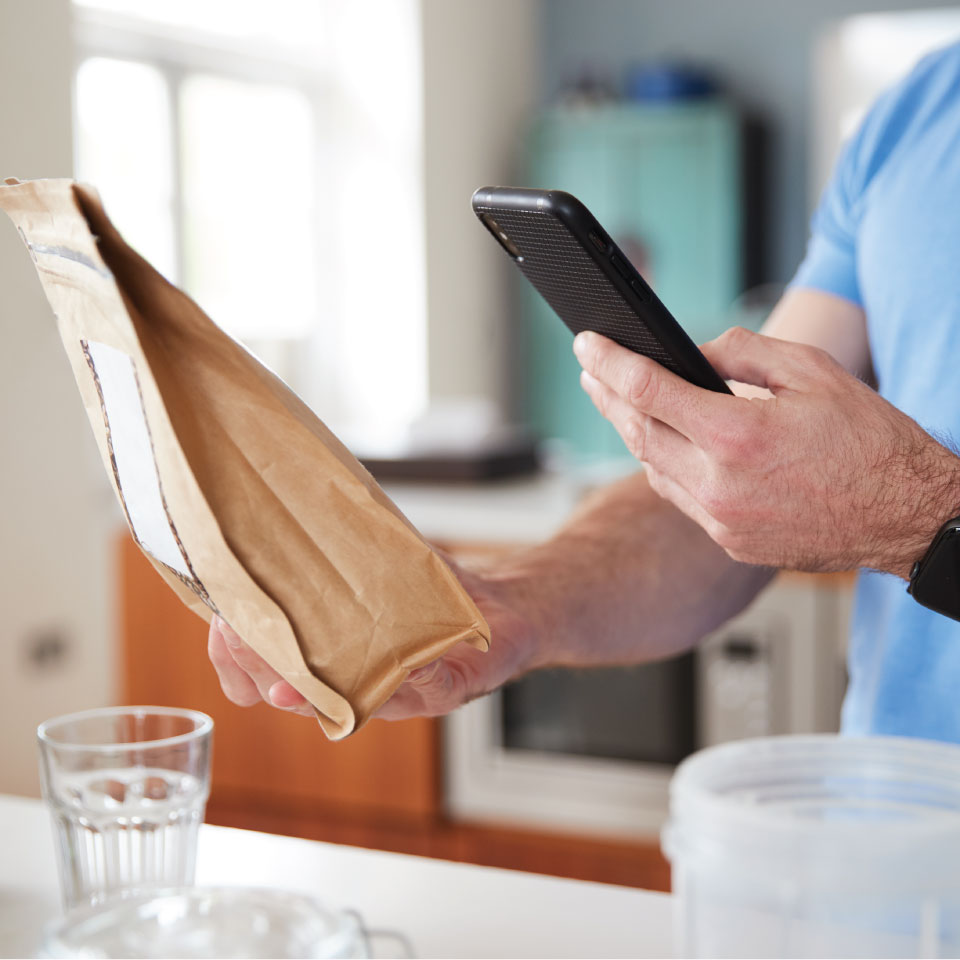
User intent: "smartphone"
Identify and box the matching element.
[471,186,731,395]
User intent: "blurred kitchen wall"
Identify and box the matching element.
[422,0,539,407]
[0,0,116,796]
[542,0,960,285]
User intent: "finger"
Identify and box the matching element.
[699,326,828,394]
[219,619,290,701]
[579,371,735,543]
[211,619,312,716]
[208,620,261,707]
[580,370,702,478]
[645,465,722,535]
[267,680,314,716]
[267,679,308,708]
[221,622,314,716]
[573,331,724,443]
[376,661,448,720]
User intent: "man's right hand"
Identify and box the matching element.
[206,557,546,722]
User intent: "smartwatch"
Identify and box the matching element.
[907,515,960,622]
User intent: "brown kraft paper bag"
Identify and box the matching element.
[0,177,490,739]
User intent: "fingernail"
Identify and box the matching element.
[572,332,588,357]
[269,681,306,710]
[223,626,242,649]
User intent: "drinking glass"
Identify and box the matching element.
[37,706,213,907]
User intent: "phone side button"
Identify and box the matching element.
[630,277,651,302]
[609,254,630,279]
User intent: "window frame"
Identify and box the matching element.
[72,3,331,345]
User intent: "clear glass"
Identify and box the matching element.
[41,886,412,959]
[37,706,213,908]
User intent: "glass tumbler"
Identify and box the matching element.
[37,706,213,907]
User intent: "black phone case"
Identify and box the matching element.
[471,186,731,395]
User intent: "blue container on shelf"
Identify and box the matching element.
[624,63,718,102]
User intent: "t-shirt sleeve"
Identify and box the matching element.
[790,47,949,306]
[790,107,880,307]
[790,172,863,306]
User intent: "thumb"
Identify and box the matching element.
[375,657,459,720]
[407,660,446,685]
[700,326,809,395]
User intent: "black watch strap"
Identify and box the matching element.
[907,515,960,622]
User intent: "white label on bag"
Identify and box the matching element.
[85,340,192,578]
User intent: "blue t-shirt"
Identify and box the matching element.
[791,43,960,741]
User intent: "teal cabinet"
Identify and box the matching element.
[522,100,742,462]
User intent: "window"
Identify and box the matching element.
[73,0,427,435]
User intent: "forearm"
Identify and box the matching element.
[485,471,775,670]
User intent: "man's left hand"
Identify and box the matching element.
[574,326,960,578]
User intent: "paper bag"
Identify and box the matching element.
[0,178,490,739]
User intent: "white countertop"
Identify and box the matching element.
[0,794,673,958]
[382,462,639,545]
[382,472,583,544]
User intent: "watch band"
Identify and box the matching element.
[907,515,960,622]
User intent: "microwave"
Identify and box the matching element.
[444,574,851,838]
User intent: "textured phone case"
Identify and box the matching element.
[473,188,731,394]
[480,205,677,370]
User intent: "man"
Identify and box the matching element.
[210,45,960,741]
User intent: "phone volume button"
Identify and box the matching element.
[630,277,651,302]
[609,254,630,279]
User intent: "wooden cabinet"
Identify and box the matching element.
[120,535,670,891]
[121,535,440,818]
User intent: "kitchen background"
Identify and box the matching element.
[3,0,960,889]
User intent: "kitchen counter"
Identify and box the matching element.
[0,794,673,958]
[382,462,638,545]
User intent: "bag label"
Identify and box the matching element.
[82,340,193,578]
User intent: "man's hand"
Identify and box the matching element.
[207,556,546,721]
[574,326,960,578]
